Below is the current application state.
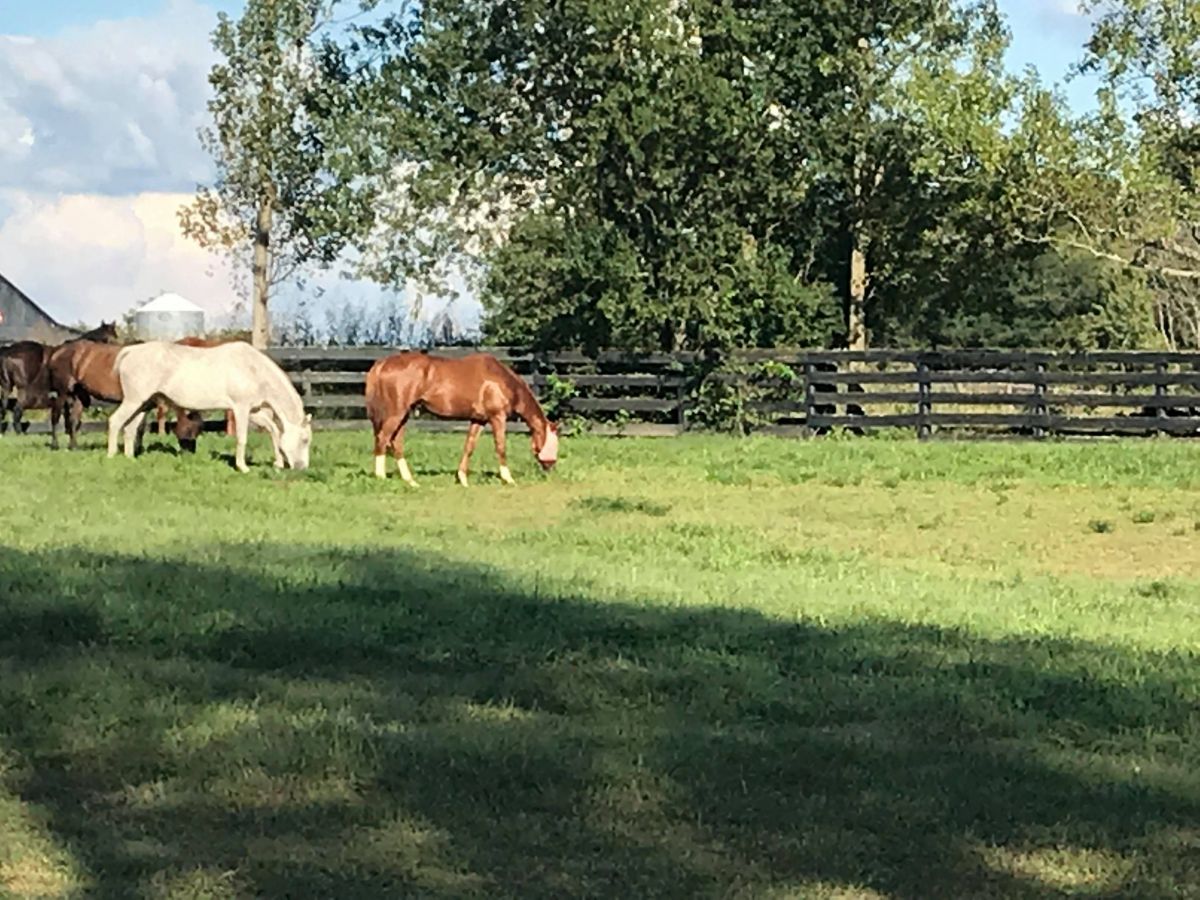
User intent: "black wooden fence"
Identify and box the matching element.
[266,346,1200,439]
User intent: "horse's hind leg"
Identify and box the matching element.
[66,395,85,451]
[456,422,484,487]
[124,410,150,457]
[10,392,25,435]
[49,394,62,449]
[108,397,146,458]
[373,411,415,485]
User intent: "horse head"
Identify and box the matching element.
[86,320,119,343]
[534,420,559,470]
[278,411,313,470]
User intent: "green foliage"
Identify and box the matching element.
[482,213,841,352]
[539,372,587,434]
[689,360,801,435]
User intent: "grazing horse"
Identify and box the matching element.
[107,340,312,472]
[0,341,52,435]
[1,321,118,439]
[154,336,237,437]
[47,340,203,451]
[365,351,559,486]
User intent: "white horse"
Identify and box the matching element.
[107,341,312,472]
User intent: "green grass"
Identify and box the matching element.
[2,428,1200,898]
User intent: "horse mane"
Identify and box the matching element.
[243,344,306,425]
[504,366,548,426]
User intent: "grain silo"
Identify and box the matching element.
[133,293,205,340]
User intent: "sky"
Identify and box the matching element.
[0,0,1100,333]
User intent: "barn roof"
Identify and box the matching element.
[0,271,71,330]
[137,292,205,314]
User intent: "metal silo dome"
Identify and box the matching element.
[133,293,206,340]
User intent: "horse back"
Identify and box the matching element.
[51,340,123,401]
[366,351,526,424]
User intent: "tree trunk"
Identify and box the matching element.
[251,200,273,349]
[847,228,868,351]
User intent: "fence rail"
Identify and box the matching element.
[20,346,1200,440]
[254,346,1200,440]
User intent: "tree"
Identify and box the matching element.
[181,0,376,348]
[347,0,1065,352]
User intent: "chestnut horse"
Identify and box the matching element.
[153,337,236,437]
[365,351,559,486]
[1,321,118,439]
[47,339,203,451]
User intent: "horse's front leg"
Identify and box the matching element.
[232,404,252,472]
[456,422,483,487]
[251,409,283,467]
[491,416,514,485]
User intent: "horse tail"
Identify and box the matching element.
[364,359,389,429]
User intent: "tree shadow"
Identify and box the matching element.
[0,544,1198,898]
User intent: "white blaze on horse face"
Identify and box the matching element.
[537,427,559,465]
[375,454,387,479]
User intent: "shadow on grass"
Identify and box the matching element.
[1,544,1198,898]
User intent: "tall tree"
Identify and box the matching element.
[348,0,1047,352]
[181,0,374,347]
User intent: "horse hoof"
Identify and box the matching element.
[456,471,469,487]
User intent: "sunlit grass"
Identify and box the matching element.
[1,428,1199,897]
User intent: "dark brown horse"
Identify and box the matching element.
[365,352,559,486]
[0,321,118,438]
[153,336,236,437]
[47,339,203,451]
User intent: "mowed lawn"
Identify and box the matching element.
[2,426,1200,899]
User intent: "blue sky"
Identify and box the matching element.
[0,0,1100,329]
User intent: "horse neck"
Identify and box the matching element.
[511,376,548,438]
[259,358,304,425]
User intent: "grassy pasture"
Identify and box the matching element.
[1,428,1200,898]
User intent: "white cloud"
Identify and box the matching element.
[0,189,239,325]
[0,1,482,334]
[0,1,218,196]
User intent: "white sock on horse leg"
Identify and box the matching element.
[374,454,387,479]
[499,465,515,484]
[397,458,417,485]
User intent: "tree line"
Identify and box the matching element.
[182,0,1200,354]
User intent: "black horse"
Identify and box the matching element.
[0,321,118,437]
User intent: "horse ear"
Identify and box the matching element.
[305,412,312,423]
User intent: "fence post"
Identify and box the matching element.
[916,358,931,440]
[1155,360,1168,434]
[803,360,816,437]
[676,378,688,433]
[1033,361,1047,439]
